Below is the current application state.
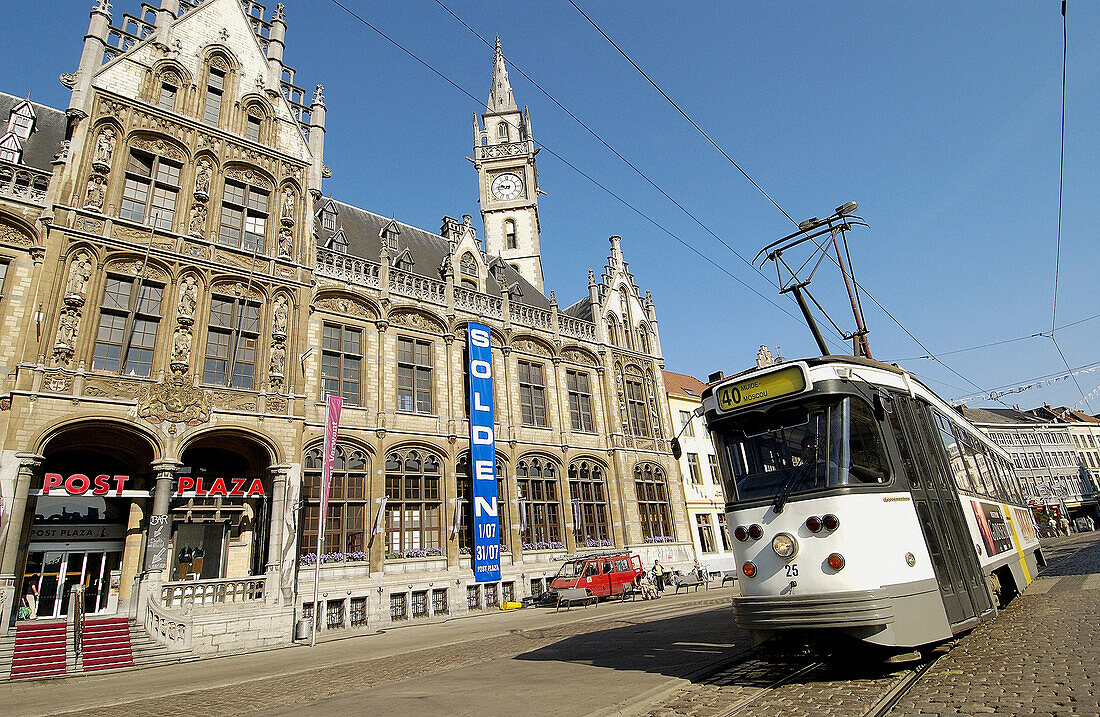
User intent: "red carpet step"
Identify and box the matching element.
[10,621,67,680]
[81,617,134,672]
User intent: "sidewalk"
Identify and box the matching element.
[0,586,736,717]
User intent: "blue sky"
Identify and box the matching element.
[2,1,1098,412]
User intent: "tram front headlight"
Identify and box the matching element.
[734,525,749,542]
[741,561,757,578]
[805,516,823,533]
[747,524,764,541]
[771,532,798,559]
[822,514,840,532]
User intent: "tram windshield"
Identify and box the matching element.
[713,396,890,503]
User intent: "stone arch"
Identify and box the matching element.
[103,252,171,285]
[312,289,380,321]
[221,162,275,192]
[209,276,267,302]
[201,45,241,74]
[126,130,189,165]
[0,211,39,247]
[559,344,599,367]
[388,308,446,335]
[33,414,165,467]
[451,322,506,349]
[508,333,555,359]
[177,424,282,466]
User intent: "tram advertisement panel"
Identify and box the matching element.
[970,500,1013,557]
[467,322,501,583]
[1012,506,1038,543]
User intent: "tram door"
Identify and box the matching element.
[891,398,986,625]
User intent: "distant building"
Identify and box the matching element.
[958,406,1099,523]
[663,371,736,574]
[1026,405,1100,498]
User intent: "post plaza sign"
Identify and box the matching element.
[33,473,265,498]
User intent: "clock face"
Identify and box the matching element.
[491,172,524,201]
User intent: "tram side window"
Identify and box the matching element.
[957,433,993,497]
[849,400,889,483]
[933,413,974,493]
[887,401,919,487]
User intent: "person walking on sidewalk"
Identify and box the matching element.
[653,560,665,593]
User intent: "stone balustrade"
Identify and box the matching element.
[161,576,267,608]
[0,162,50,206]
[145,593,192,650]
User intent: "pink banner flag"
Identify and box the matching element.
[319,395,343,531]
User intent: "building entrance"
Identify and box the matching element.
[21,550,121,619]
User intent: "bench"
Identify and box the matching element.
[556,588,597,611]
[673,573,707,593]
[616,583,640,601]
[720,571,738,587]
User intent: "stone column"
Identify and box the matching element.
[0,453,43,631]
[266,464,290,604]
[135,460,180,617]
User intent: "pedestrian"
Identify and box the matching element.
[1087,516,1095,532]
[639,573,657,600]
[20,583,38,620]
[653,560,665,592]
[1047,518,1057,538]
[1059,516,1070,536]
[693,561,707,582]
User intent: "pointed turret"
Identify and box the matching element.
[487,37,518,113]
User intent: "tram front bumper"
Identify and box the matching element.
[732,588,896,631]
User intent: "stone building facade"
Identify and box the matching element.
[0,0,691,649]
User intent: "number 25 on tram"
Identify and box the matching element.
[701,357,1042,651]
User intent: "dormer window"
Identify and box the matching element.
[7,104,34,139]
[394,250,414,272]
[326,229,348,254]
[322,211,336,231]
[0,134,21,164]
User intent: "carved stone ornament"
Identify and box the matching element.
[271,294,289,339]
[0,221,33,248]
[390,311,442,333]
[269,342,286,378]
[215,281,260,301]
[561,348,595,366]
[188,202,207,238]
[84,175,106,211]
[277,227,292,260]
[93,128,116,171]
[59,72,77,89]
[138,373,212,426]
[170,326,192,369]
[76,217,105,234]
[106,259,167,283]
[53,308,80,364]
[211,53,230,71]
[176,275,199,325]
[131,137,184,162]
[42,370,73,394]
[194,158,212,200]
[65,252,93,304]
[225,167,272,190]
[98,99,126,121]
[513,338,551,357]
[268,394,288,412]
[315,296,373,319]
[280,187,295,227]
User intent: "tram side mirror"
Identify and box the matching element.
[671,438,683,460]
[872,393,890,422]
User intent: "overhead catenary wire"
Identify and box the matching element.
[567,0,996,397]
[326,0,849,349]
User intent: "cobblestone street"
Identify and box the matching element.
[4,533,1099,716]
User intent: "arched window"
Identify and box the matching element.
[303,443,371,556]
[637,325,650,354]
[219,177,269,252]
[384,448,443,558]
[504,219,517,249]
[457,453,509,553]
[157,71,181,111]
[634,463,673,542]
[204,64,227,125]
[460,252,478,278]
[517,457,562,549]
[120,147,181,230]
[497,122,510,142]
[606,318,618,347]
[568,461,611,546]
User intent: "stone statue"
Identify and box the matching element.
[94,128,115,166]
[281,187,295,219]
[188,203,206,236]
[272,295,288,336]
[84,176,105,210]
[56,310,79,349]
[194,159,212,197]
[172,326,191,361]
[65,253,93,298]
[269,342,286,376]
[277,228,293,259]
[177,276,198,319]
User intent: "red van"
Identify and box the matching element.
[548,552,644,600]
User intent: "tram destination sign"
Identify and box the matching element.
[715,364,809,414]
[467,322,501,583]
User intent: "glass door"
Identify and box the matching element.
[82,552,106,614]
[38,551,64,618]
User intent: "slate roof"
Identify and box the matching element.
[316,199,551,310]
[958,405,1045,426]
[561,296,593,321]
[0,93,67,173]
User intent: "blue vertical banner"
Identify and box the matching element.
[467,322,501,582]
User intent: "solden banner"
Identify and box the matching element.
[467,322,501,582]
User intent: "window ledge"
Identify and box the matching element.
[394,410,439,419]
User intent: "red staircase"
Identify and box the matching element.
[9,621,67,680]
[81,617,134,672]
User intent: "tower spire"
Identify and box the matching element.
[487,36,518,113]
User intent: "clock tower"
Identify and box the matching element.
[474,38,545,292]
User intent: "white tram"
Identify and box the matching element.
[701,356,1043,650]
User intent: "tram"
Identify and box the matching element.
[700,356,1043,651]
